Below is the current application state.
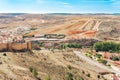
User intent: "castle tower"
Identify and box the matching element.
[27,42,32,51]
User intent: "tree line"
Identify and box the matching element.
[94,42,120,53]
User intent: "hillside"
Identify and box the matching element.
[0,50,109,80]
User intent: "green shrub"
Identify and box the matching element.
[102,60,107,65]
[86,53,92,58]
[29,67,33,72]
[112,56,119,61]
[29,67,38,77]
[61,43,67,49]
[73,69,78,74]
[97,58,107,65]
[95,54,102,58]
[32,68,38,77]
[107,64,111,67]
[39,43,43,47]
[65,73,73,80]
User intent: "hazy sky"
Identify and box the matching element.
[0,0,120,13]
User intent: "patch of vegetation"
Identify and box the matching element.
[85,53,92,58]
[29,67,33,72]
[44,34,66,39]
[107,64,111,67]
[95,54,102,58]
[29,67,38,78]
[61,43,67,49]
[32,69,38,77]
[67,43,82,48]
[65,72,73,80]
[86,73,90,77]
[77,76,84,80]
[94,42,120,53]
[45,75,51,80]
[112,56,119,61]
[67,65,72,70]
[39,43,43,47]
[30,28,37,30]
[97,58,107,65]
[23,34,34,38]
[73,69,78,74]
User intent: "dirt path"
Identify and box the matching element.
[74,51,120,77]
[93,21,102,31]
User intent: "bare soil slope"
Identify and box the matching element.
[0,50,107,80]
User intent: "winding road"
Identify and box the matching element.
[73,51,120,76]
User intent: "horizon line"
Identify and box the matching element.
[0,12,120,14]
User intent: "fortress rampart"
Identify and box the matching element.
[0,42,32,52]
